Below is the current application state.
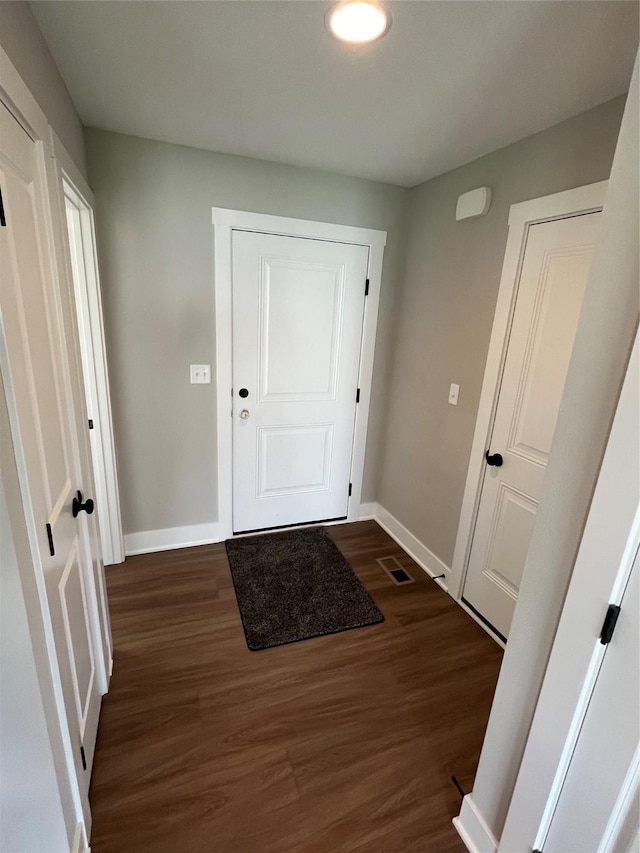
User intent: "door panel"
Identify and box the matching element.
[3,158,70,504]
[258,424,333,496]
[259,257,343,400]
[463,212,602,639]
[58,541,95,737]
[507,249,594,464]
[483,484,537,596]
[232,231,368,532]
[0,103,101,819]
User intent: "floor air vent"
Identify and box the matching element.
[377,556,415,585]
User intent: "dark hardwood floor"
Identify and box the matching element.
[89,521,503,852]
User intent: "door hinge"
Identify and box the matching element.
[599,603,621,645]
[45,523,55,557]
[356,388,360,403]
[80,745,87,771]
[364,278,370,296]
[88,418,94,430]
[348,483,352,497]
[0,186,6,227]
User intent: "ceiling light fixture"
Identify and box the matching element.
[326,0,391,44]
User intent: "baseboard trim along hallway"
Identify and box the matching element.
[124,522,222,555]
[123,505,452,588]
[453,794,499,853]
[361,503,451,592]
[122,505,453,595]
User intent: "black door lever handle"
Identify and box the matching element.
[72,490,95,518]
[485,451,503,467]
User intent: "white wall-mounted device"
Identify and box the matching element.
[456,187,492,221]
[190,364,211,384]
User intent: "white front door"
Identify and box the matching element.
[463,211,602,639]
[232,230,369,533]
[0,103,101,822]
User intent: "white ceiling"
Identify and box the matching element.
[31,1,638,187]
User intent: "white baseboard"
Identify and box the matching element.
[124,523,221,556]
[121,505,451,589]
[71,822,90,853]
[371,502,450,591]
[359,502,377,520]
[367,504,504,646]
[453,795,498,853]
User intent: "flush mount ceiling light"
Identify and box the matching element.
[326,0,391,44]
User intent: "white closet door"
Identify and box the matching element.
[463,211,602,639]
[0,102,101,821]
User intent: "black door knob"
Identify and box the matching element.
[72,490,95,518]
[485,451,504,467]
[238,388,249,398]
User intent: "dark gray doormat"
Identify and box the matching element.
[225,526,384,651]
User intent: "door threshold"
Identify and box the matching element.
[461,597,508,644]
[232,516,348,538]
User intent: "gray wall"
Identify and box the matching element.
[377,96,625,568]
[85,128,408,536]
[0,1,87,177]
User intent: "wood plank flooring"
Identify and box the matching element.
[89,521,503,852]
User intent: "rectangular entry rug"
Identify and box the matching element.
[225,526,384,651]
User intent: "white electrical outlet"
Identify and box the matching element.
[190,364,211,384]
[448,383,460,406]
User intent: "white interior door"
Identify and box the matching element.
[232,230,369,533]
[0,103,101,817]
[463,211,602,639]
[63,178,124,568]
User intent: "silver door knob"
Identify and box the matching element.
[239,409,250,420]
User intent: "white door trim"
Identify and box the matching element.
[0,46,50,148]
[598,744,640,853]
[449,181,608,603]
[213,207,386,540]
[54,139,125,566]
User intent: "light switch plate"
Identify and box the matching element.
[190,364,211,384]
[448,383,460,406]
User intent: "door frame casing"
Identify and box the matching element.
[212,207,386,540]
[449,181,608,604]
